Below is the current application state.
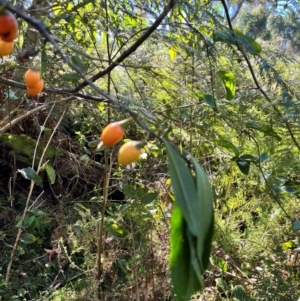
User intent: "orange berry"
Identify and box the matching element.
[24,69,41,87]
[26,80,44,96]
[0,11,18,42]
[101,121,125,146]
[118,141,141,165]
[0,39,14,56]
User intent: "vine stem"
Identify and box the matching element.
[96,150,113,292]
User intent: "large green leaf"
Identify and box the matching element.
[189,156,214,272]
[170,205,202,301]
[164,140,199,236]
[217,70,235,100]
[166,141,214,300]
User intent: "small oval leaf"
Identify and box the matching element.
[45,163,56,184]
[18,167,42,186]
[20,233,37,244]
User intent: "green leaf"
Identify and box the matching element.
[213,29,262,55]
[41,50,48,76]
[218,139,240,156]
[122,184,136,198]
[232,285,248,300]
[238,154,259,163]
[44,163,56,184]
[18,167,42,186]
[245,121,281,141]
[236,160,251,175]
[189,156,214,271]
[235,29,262,55]
[163,140,199,236]
[141,192,158,204]
[109,223,128,238]
[170,205,202,301]
[281,241,295,250]
[186,229,204,287]
[204,94,216,108]
[196,93,216,109]
[217,70,235,100]
[61,73,80,82]
[216,278,229,292]
[20,233,36,244]
[212,256,228,272]
[71,55,88,73]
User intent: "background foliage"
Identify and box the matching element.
[1,0,300,300]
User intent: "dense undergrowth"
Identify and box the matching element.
[1,0,300,300]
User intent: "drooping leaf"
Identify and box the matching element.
[234,29,262,55]
[213,29,262,55]
[170,205,202,301]
[18,167,42,186]
[246,121,281,141]
[186,229,204,287]
[236,160,251,175]
[189,156,214,271]
[218,139,240,156]
[217,70,235,100]
[163,139,199,236]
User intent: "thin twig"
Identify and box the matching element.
[0,96,74,134]
[5,107,67,282]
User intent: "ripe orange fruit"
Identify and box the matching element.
[0,11,18,42]
[118,141,141,165]
[24,69,41,87]
[101,121,125,146]
[0,39,14,56]
[26,80,44,96]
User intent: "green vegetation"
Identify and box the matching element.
[0,0,300,300]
